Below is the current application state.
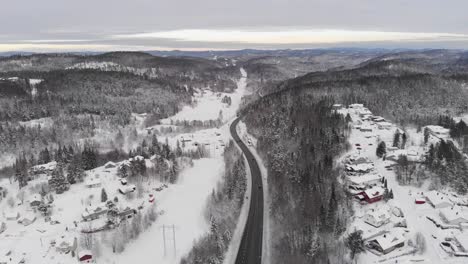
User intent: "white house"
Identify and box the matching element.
[425,125,450,138]
[367,229,406,254]
[347,173,382,187]
[349,103,364,109]
[372,116,386,123]
[425,191,453,208]
[29,194,42,207]
[377,122,393,130]
[364,208,391,227]
[55,235,77,253]
[82,202,108,221]
[5,211,20,221]
[118,184,136,195]
[439,207,468,225]
[85,178,101,188]
[360,125,373,132]
[104,161,116,168]
[18,213,36,226]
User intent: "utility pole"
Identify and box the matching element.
[172,224,177,257]
[161,224,177,257]
[162,225,167,256]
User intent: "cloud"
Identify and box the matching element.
[114,29,468,45]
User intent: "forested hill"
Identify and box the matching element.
[0,52,240,92]
[243,86,351,263]
[264,53,468,126]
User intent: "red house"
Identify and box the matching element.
[79,250,93,262]
[356,187,384,204]
[415,197,426,204]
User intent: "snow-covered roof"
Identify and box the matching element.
[31,161,57,171]
[30,194,42,203]
[349,156,373,165]
[5,211,19,218]
[425,190,453,207]
[439,207,468,223]
[377,121,392,127]
[349,103,364,108]
[19,213,36,222]
[78,250,92,258]
[364,187,385,199]
[85,178,101,186]
[426,125,450,135]
[347,174,382,185]
[372,229,406,251]
[455,234,468,251]
[346,163,374,172]
[366,207,391,222]
[85,202,107,213]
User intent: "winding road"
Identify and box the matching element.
[230,117,264,264]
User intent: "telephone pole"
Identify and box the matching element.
[161,224,177,257]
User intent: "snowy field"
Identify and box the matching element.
[160,68,247,123]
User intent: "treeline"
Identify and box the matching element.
[181,140,247,264]
[243,89,351,263]
[275,60,468,127]
[424,139,468,194]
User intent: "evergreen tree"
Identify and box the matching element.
[392,130,401,148]
[49,163,69,194]
[345,230,365,259]
[101,188,108,202]
[376,141,386,158]
[424,127,430,144]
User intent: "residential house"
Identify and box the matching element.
[104,161,116,169]
[347,173,382,188]
[377,122,393,130]
[356,187,385,204]
[56,235,77,253]
[18,213,36,226]
[454,234,468,253]
[29,194,42,207]
[360,125,373,132]
[118,206,137,219]
[439,207,468,225]
[332,104,343,110]
[82,203,108,221]
[118,184,136,195]
[85,178,101,188]
[426,125,450,139]
[425,191,453,208]
[367,229,406,254]
[371,116,385,123]
[364,208,391,227]
[349,103,364,109]
[5,211,20,221]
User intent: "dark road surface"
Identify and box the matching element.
[230,118,264,264]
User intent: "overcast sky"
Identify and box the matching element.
[1,0,468,52]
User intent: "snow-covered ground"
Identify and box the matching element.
[110,158,223,264]
[340,106,468,264]
[0,67,254,264]
[160,68,247,123]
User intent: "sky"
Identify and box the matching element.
[1,0,468,52]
